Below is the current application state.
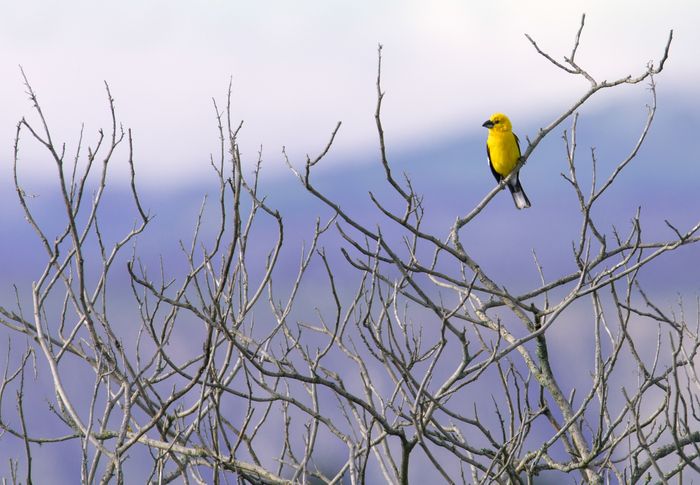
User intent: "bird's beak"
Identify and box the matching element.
[482,120,494,129]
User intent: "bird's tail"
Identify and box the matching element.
[507,176,531,210]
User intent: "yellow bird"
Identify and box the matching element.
[482,113,531,209]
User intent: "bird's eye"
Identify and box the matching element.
[494,120,500,124]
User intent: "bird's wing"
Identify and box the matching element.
[513,133,522,158]
[486,141,502,183]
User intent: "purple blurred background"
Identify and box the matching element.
[1,2,699,482]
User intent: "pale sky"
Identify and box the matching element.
[1,1,697,184]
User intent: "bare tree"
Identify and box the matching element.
[1,15,698,484]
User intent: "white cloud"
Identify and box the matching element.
[1,0,696,184]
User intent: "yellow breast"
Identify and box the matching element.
[487,131,520,176]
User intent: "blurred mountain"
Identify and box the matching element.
[2,91,698,333]
[0,93,698,483]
